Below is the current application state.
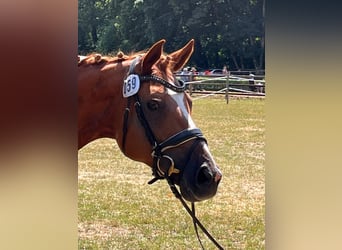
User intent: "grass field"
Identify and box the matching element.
[78,97,265,249]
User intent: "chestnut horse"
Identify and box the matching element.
[78,39,222,202]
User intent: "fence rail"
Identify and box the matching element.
[175,73,265,103]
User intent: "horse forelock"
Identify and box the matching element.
[152,54,177,83]
[154,54,195,127]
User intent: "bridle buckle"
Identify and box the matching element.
[156,154,180,177]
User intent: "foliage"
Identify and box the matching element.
[78,0,265,70]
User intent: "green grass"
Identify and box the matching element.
[78,97,265,249]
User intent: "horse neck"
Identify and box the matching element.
[78,60,129,149]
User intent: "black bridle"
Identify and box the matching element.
[121,57,224,249]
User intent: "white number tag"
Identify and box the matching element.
[123,74,140,97]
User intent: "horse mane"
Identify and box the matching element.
[78,50,147,67]
[78,50,175,66]
[78,50,175,77]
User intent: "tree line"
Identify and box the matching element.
[79,0,265,71]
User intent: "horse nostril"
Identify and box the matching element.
[197,166,213,185]
[215,171,222,183]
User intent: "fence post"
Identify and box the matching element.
[225,72,230,104]
[189,73,193,96]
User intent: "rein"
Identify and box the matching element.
[166,178,225,250]
[121,57,225,249]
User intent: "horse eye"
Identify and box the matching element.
[147,98,161,111]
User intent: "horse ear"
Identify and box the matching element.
[169,39,195,72]
[141,39,166,74]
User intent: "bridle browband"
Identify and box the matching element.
[121,56,224,249]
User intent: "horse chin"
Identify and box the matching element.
[179,175,219,202]
[178,142,221,202]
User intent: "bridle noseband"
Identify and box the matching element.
[121,57,224,249]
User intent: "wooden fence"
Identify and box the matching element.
[176,72,265,104]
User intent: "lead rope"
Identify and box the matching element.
[165,178,225,250]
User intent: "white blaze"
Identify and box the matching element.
[168,90,196,129]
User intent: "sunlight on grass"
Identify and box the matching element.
[78,97,265,249]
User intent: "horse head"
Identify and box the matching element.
[120,40,222,202]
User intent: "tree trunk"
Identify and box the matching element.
[231,54,240,70]
[253,57,258,70]
[91,25,98,46]
[239,55,245,70]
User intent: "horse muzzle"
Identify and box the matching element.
[179,142,222,202]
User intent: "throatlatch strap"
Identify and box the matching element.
[122,98,132,154]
